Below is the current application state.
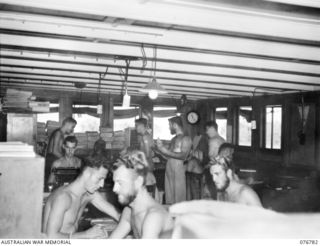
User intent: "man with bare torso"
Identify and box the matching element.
[45,117,77,189]
[109,151,173,238]
[135,118,157,196]
[202,121,225,199]
[48,136,82,185]
[156,116,192,204]
[210,156,262,207]
[42,163,120,239]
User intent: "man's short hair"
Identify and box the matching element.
[209,156,233,172]
[63,135,78,146]
[135,118,148,127]
[168,116,183,128]
[62,117,77,126]
[94,138,106,151]
[112,150,149,185]
[205,121,218,131]
[218,143,235,155]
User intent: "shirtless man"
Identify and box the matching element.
[156,116,192,204]
[202,121,225,199]
[109,151,173,238]
[45,117,77,189]
[135,118,157,196]
[48,136,82,185]
[42,163,120,239]
[209,156,262,207]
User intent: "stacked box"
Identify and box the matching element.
[29,101,50,112]
[3,89,32,109]
[87,131,100,149]
[36,122,47,142]
[112,130,126,150]
[74,132,88,149]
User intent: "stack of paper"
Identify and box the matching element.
[0,142,36,157]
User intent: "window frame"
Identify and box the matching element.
[262,104,283,151]
[214,106,228,141]
[236,105,253,148]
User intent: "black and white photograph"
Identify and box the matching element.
[0,0,320,243]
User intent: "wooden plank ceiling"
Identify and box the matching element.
[0,0,320,103]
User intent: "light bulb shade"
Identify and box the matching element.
[139,78,168,95]
[148,90,158,100]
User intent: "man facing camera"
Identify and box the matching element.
[42,163,120,239]
[109,151,173,239]
[210,156,262,207]
[48,136,82,185]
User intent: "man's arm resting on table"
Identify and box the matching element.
[142,210,166,239]
[90,192,120,221]
[109,207,131,239]
[46,193,88,239]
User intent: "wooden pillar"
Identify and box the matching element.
[314,95,320,170]
[141,96,154,136]
[100,94,114,129]
[59,96,73,124]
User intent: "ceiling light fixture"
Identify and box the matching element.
[139,46,167,100]
[122,60,131,108]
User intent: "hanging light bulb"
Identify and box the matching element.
[139,46,167,100]
[148,89,158,100]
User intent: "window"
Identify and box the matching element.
[238,106,252,146]
[265,105,282,149]
[215,107,227,140]
[113,106,139,131]
[153,106,177,140]
[73,105,100,133]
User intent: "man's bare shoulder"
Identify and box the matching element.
[209,136,225,145]
[49,187,73,207]
[238,184,262,206]
[52,158,64,168]
[182,135,192,143]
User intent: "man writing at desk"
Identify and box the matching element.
[43,163,120,239]
[48,136,82,185]
[45,117,77,189]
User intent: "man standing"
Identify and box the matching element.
[42,163,120,239]
[202,121,225,199]
[156,116,192,204]
[110,151,173,238]
[48,136,82,185]
[186,131,208,200]
[210,156,262,207]
[45,117,77,189]
[135,118,156,196]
